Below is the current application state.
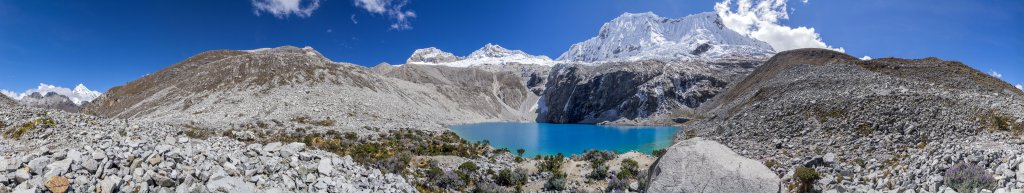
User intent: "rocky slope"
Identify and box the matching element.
[379,64,540,121]
[16,92,84,113]
[0,100,413,193]
[83,46,535,133]
[658,48,1024,192]
[558,12,774,63]
[538,12,770,124]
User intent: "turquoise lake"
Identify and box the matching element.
[450,122,680,157]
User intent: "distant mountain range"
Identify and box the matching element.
[78,12,785,127]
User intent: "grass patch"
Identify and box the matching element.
[291,116,336,127]
[3,117,55,139]
[981,111,1023,135]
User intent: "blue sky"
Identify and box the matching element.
[0,0,1021,93]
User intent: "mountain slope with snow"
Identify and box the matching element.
[406,44,555,67]
[558,12,775,64]
[1,83,102,105]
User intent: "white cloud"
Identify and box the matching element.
[1,83,102,105]
[990,70,1003,78]
[860,56,872,60]
[1016,84,1022,90]
[351,14,359,24]
[353,0,416,30]
[715,0,844,52]
[252,0,321,19]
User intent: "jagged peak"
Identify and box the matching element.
[559,11,773,63]
[407,44,554,67]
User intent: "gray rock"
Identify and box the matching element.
[318,158,333,176]
[647,138,780,193]
[14,168,31,183]
[153,173,177,187]
[206,176,255,193]
[823,153,836,165]
[27,157,51,174]
[97,176,122,193]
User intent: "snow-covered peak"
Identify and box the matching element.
[406,44,554,67]
[558,12,775,64]
[1,83,102,105]
[406,47,462,64]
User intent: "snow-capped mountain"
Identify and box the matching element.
[406,44,555,67]
[1,83,102,105]
[558,12,775,63]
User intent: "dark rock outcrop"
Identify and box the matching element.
[537,60,760,124]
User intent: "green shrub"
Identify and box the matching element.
[618,158,639,180]
[495,168,528,187]
[606,176,629,192]
[544,173,567,191]
[459,161,479,173]
[587,164,609,180]
[685,129,698,139]
[537,153,566,173]
[795,167,821,193]
[652,148,667,157]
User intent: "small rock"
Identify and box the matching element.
[44,176,70,193]
[14,168,31,183]
[318,158,334,176]
[823,153,836,165]
[153,173,177,187]
[97,176,122,193]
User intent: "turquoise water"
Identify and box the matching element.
[450,122,679,157]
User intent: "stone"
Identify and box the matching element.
[1017,162,1024,183]
[11,182,36,193]
[153,173,177,187]
[280,143,305,157]
[263,142,283,153]
[14,168,31,183]
[823,153,836,165]
[91,150,106,160]
[97,176,122,193]
[148,155,163,165]
[206,176,255,193]
[647,138,780,193]
[44,176,70,193]
[28,157,51,174]
[83,158,99,172]
[318,158,334,176]
[43,159,72,179]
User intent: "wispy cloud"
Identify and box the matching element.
[715,0,844,52]
[353,0,416,30]
[252,0,321,19]
[351,14,359,24]
[990,70,1003,78]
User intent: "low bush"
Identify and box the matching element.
[544,173,567,191]
[606,176,629,192]
[537,153,566,174]
[795,167,821,193]
[495,168,528,187]
[944,162,996,192]
[618,158,639,180]
[458,161,479,173]
[652,148,667,157]
[587,164,609,180]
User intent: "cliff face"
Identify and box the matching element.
[17,92,84,113]
[537,60,760,124]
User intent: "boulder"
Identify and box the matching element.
[647,138,780,193]
[44,176,70,193]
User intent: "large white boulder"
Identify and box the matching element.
[647,137,780,193]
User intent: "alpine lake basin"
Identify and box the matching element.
[450,122,680,157]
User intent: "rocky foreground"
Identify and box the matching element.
[0,104,415,193]
[650,49,1024,192]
